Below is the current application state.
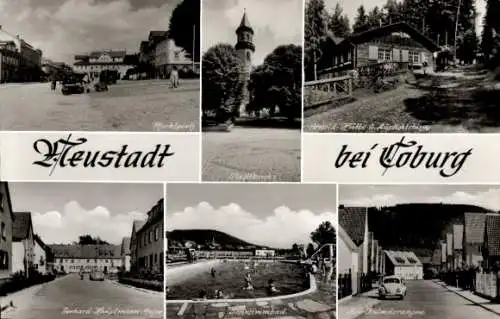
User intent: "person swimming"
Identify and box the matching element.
[267,279,280,295]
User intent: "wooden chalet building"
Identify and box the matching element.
[318,22,441,78]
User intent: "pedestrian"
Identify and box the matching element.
[51,77,57,91]
[170,67,179,88]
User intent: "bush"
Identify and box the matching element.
[0,270,55,296]
[118,277,163,292]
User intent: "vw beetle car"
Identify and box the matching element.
[378,275,407,300]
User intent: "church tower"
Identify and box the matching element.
[235,9,255,108]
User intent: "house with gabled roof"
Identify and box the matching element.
[384,250,423,280]
[463,212,485,268]
[317,22,441,78]
[12,212,35,277]
[482,214,500,270]
[130,219,146,272]
[50,244,122,273]
[33,234,51,275]
[338,206,370,295]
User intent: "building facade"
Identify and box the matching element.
[136,199,164,272]
[0,182,14,280]
[73,50,135,80]
[50,244,122,273]
[0,41,20,83]
[384,250,423,280]
[254,249,275,257]
[130,220,145,271]
[235,11,255,113]
[318,22,440,78]
[12,212,35,277]
[121,237,131,272]
[483,214,500,270]
[463,212,485,268]
[154,37,198,78]
[0,28,42,82]
[33,235,50,274]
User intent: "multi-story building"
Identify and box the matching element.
[154,32,198,78]
[12,212,35,277]
[50,244,122,273]
[0,182,14,280]
[73,50,135,80]
[136,199,164,272]
[130,220,145,271]
[33,234,50,274]
[0,27,42,82]
[0,40,20,83]
[121,237,131,272]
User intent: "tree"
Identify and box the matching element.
[304,0,328,80]
[168,0,200,62]
[78,235,109,245]
[383,0,402,25]
[202,44,244,120]
[248,44,302,120]
[292,243,301,256]
[353,5,369,33]
[310,221,336,247]
[329,3,350,38]
[306,243,316,258]
[482,0,500,67]
[367,6,384,29]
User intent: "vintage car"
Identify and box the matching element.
[378,275,407,300]
[89,271,105,281]
[61,73,88,95]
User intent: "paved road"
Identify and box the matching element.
[202,127,301,182]
[0,79,199,131]
[6,274,163,319]
[358,280,500,319]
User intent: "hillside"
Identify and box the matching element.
[368,203,495,258]
[167,229,271,250]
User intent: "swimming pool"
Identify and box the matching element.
[166,260,309,300]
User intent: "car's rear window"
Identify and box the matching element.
[383,278,401,284]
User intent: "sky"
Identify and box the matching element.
[166,183,336,249]
[0,0,177,63]
[9,182,164,245]
[202,0,303,65]
[340,185,500,211]
[325,0,487,36]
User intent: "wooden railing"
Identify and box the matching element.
[357,61,410,77]
[304,75,353,109]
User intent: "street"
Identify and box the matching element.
[0,79,199,131]
[357,280,500,319]
[304,70,500,133]
[202,128,301,182]
[4,274,163,319]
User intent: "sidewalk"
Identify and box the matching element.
[432,280,500,316]
[107,279,163,296]
[337,289,380,319]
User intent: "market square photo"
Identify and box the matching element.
[201,0,302,182]
[0,0,200,131]
[0,181,164,319]
[338,184,500,319]
[166,183,335,318]
[303,0,500,133]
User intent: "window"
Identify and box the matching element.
[71,259,74,263]
[59,259,63,263]
[0,192,4,211]
[155,227,159,241]
[149,231,152,243]
[1,222,5,240]
[378,49,391,61]
[409,51,420,64]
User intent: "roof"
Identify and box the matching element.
[453,224,464,250]
[12,212,32,241]
[464,213,486,244]
[342,22,440,52]
[338,206,366,246]
[137,199,164,234]
[385,250,422,266]
[325,31,345,45]
[0,182,15,221]
[75,51,126,60]
[236,10,253,34]
[486,214,500,256]
[50,244,121,259]
[121,237,131,255]
[133,220,146,233]
[34,234,49,252]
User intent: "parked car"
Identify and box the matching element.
[61,73,88,95]
[89,271,105,281]
[378,275,407,300]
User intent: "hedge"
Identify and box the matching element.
[118,277,163,292]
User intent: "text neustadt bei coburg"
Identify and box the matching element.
[32,135,174,172]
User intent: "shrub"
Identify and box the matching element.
[118,277,163,292]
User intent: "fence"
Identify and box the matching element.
[476,272,498,299]
[338,272,375,300]
[440,269,500,302]
[303,75,353,109]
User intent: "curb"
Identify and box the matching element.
[338,290,380,319]
[107,279,163,296]
[433,280,500,316]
